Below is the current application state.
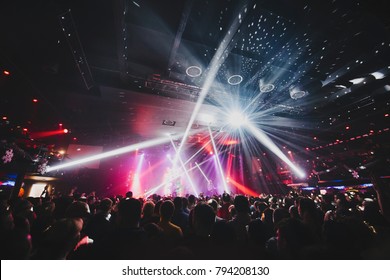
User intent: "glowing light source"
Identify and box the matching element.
[63,129,69,133]
[227,110,249,128]
[349,77,365,84]
[371,71,385,79]
[3,70,10,75]
[32,98,38,103]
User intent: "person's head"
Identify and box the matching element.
[159,200,175,221]
[193,202,215,237]
[87,195,96,206]
[13,199,35,224]
[234,195,250,214]
[41,218,83,259]
[297,197,317,218]
[289,205,300,219]
[125,191,133,198]
[117,198,142,227]
[65,201,90,223]
[222,193,231,203]
[276,218,313,258]
[182,197,189,210]
[273,208,290,225]
[142,200,155,218]
[188,195,196,207]
[207,199,220,214]
[173,197,183,211]
[98,198,113,214]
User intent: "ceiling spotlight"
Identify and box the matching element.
[186,66,202,77]
[349,77,365,85]
[371,71,385,79]
[259,83,275,92]
[289,85,308,100]
[162,120,176,126]
[227,75,243,85]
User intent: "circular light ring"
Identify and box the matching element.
[186,66,202,77]
[290,90,307,100]
[259,83,275,92]
[227,75,243,85]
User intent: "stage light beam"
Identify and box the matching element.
[208,126,229,192]
[245,123,306,178]
[195,162,210,184]
[170,138,198,196]
[46,135,179,172]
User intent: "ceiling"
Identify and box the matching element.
[1,0,390,181]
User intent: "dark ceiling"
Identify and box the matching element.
[1,0,390,180]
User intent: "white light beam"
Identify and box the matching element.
[208,126,229,192]
[246,123,306,178]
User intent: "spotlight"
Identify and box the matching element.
[186,66,202,77]
[162,120,176,126]
[349,77,365,85]
[289,85,308,100]
[3,70,10,75]
[63,129,69,133]
[371,71,385,80]
[227,75,243,85]
[259,83,275,93]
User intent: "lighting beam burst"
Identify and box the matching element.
[245,123,306,178]
[46,135,181,172]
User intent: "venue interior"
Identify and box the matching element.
[1,0,390,198]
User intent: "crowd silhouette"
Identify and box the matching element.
[1,176,390,260]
